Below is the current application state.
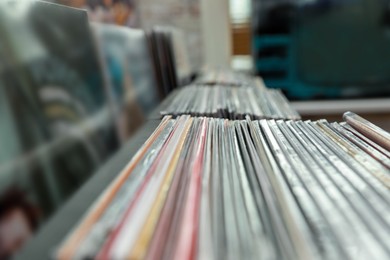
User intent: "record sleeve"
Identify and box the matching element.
[341,122,390,159]
[333,122,390,169]
[343,112,390,151]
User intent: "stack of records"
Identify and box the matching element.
[161,80,300,120]
[147,27,179,98]
[57,112,389,260]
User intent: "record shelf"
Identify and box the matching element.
[15,88,390,259]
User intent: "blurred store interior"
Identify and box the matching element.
[0,0,389,258]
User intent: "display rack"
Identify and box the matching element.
[15,89,390,260]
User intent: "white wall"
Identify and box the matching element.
[200,0,232,69]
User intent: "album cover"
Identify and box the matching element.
[0,4,119,256]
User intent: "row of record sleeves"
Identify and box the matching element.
[56,111,390,260]
[161,78,300,120]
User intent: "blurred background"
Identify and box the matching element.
[0,0,389,258]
